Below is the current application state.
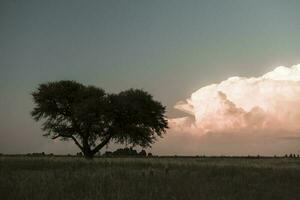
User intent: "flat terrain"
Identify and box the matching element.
[1,156,300,200]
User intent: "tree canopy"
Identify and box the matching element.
[31,80,168,158]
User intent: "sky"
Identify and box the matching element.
[1,0,300,155]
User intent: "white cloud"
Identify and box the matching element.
[153,64,300,156]
[173,64,300,133]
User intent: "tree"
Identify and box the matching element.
[139,150,147,157]
[31,80,168,158]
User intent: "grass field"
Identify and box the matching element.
[1,156,300,200]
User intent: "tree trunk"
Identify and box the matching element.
[81,134,112,159]
[83,151,94,159]
[82,136,94,159]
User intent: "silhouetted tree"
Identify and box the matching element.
[31,80,168,158]
[139,149,147,157]
[111,147,138,156]
[76,152,83,157]
[103,151,112,156]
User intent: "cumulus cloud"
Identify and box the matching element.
[153,64,300,156]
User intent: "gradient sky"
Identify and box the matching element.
[1,0,300,154]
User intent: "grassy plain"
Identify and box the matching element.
[1,156,300,200]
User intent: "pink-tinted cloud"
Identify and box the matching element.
[152,64,300,156]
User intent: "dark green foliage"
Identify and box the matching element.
[1,157,300,200]
[31,80,168,158]
[107,89,168,147]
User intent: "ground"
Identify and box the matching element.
[1,156,300,200]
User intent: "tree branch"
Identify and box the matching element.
[52,134,83,151]
[52,135,59,139]
[70,136,84,151]
[91,134,113,155]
